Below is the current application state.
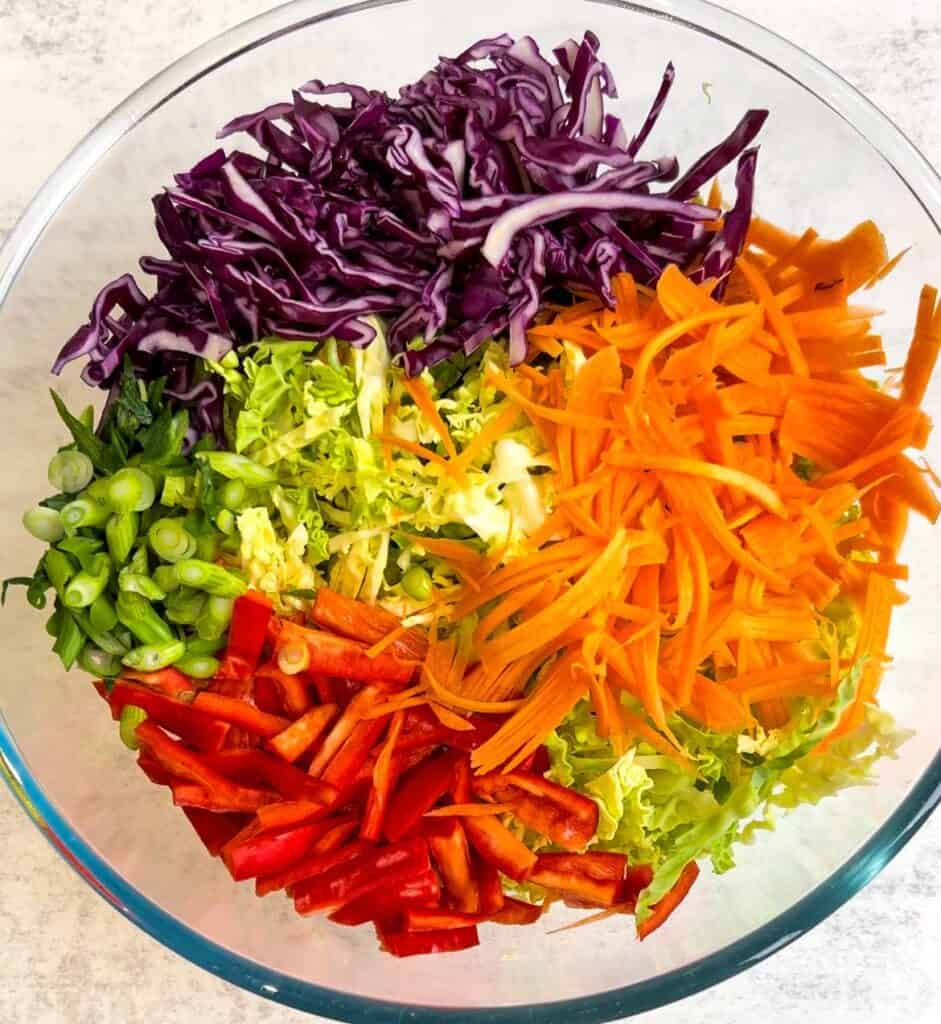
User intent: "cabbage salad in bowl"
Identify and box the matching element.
[5,30,940,957]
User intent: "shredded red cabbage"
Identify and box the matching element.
[53,31,767,432]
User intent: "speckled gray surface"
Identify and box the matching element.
[1,1,940,1021]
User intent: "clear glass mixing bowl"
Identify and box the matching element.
[1,1,940,1020]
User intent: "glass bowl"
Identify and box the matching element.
[1,0,940,1020]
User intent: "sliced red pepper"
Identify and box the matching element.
[221,821,323,882]
[193,692,291,739]
[475,856,506,915]
[252,673,288,716]
[293,837,431,915]
[517,745,551,775]
[267,704,339,763]
[213,652,254,687]
[308,686,381,778]
[203,749,337,805]
[182,808,252,857]
[384,750,462,842]
[254,800,328,833]
[637,861,700,940]
[463,815,536,882]
[473,770,599,851]
[619,864,654,910]
[225,590,273,673]
[253,823,364,897]
[311,588,428,661]
[117,668,195,699]
[361,711,405,842]
[322,716,389,791]
[528,854,620,907]
[450,756,472,803]
[137,751,180,787]
[108,681,230,752]
[403,908,484,931]
[376,922,479,957]
[489,897,542,925]
[534,852,628,882]
[425,818,478,913]
[255,662,311,717]
[328,869,441,927]
[278,621,416,685]
[171,782,276,813]
[309,674,338,706]
[135,720,245,799]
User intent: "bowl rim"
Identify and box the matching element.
[1,0,940,1020]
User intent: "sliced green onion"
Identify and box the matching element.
[402,565,433,602]
[52,610,85,670]
[118,705,148,750]
[79,645,123,679]
[220,479,248,511]
[153,565,180,594]
[196,595,234,640]
[60,498,111,532]
[72,609,130,657]
[277,640,310,676]
[43,549,75,596]
[83,477,112,503]
[89,594,118,633]
[166,586,206,626]
[63,554,111,609]
[48,450,94,494]
[119,571,166,602]
[148,518,197,563]
[198,452,276,487]
[185,635,226,656]
[220,534,241,555]
[173,653,220,679]
[175,560,246,598]
[195,531,221,562]
[23,506,65,543]
[105,511,139,566]
[122,641,186,673]
[115,591,174,645]
[108,468,156,513]
[216,509,236,535]
[45,608,62,638]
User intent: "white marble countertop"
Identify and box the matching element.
[1,1,939,1021]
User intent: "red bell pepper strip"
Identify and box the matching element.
[293,837,431,915]
[322,716,389,791]
[225,590,273,673]
[463,815,536,882]
[203,748,337,805]
[135,720,246,799]
[182,808,252,857]
[118,668,195,699]
[636,861,700,940]
[278,621,416,685]
[255,662,311,716]
[311,588,428,662]
[489,897,542,925]
[254,800,328,833]
[192,692,291,739]
[534,852,628,882]
[213,653,255,688]
[137,751,179,787]
[255,825,364,897]
[309,674,338,706]
[308,686,381,778]
[328,869,441,927]
[424,818,478,913]
[221,821,323,882]
[619,865,654,909]
[267,704,339,763]
[108,681,230,752]
[528,855,620,907]
[376,922,479,957]
[403,908,484,931]
[361,710,405,842]
[474,856,506,915]
[171,782,277,813]
[473,771,599,851]
[384,750,462,842]
[450,756,472,802]
[251,673,288,716]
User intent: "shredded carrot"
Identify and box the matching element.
[403,376,459,462]
[375,433,448,466]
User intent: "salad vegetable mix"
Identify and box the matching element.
[5,31,941,957]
